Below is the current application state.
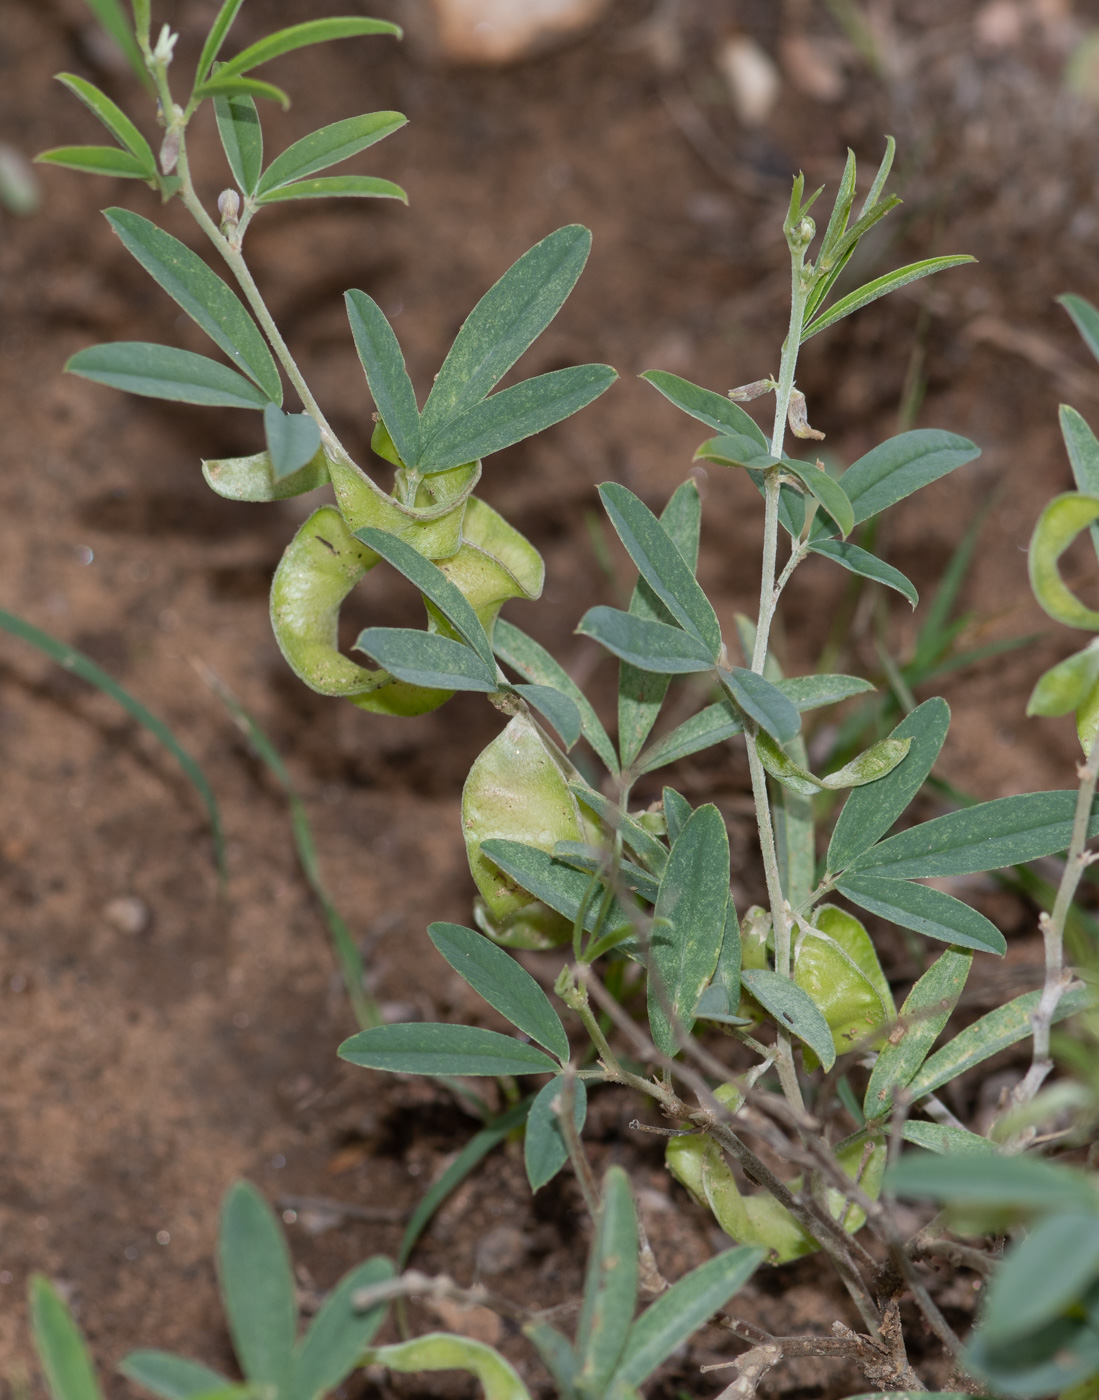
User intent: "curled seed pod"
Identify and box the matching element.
[435,497,544,638]
[328,455,480,561]
[462,711,595,949]
[202,445,330,502]
[793,905,895,1057]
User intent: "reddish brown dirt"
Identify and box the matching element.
[3,1,1099,1396]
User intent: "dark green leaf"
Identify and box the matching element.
[863,948,972,1117]
[838,874,1005,954]
[815,147,858,271]
[809,538,918,608]
[849,789,1099,879]
[980,1213,1099,1344]
[598,483,721,655]
[1059,404,1099,495]
[119,1353,229,1400]
[213,19,402,82]
[611,1247,761,1390]
[639,370,768,447]
[338,1022,559,1076]
[194,75,290,108]
[568,783,667,873]
[55,74,155,173]
[493,619,618,774]
[524,1076,587,1192]
[694,431,773,471]
[523,1323,577,1400]
[353,628,497,692]
[29,1275,103,1400]
[418,364,615,472]
[801,256,976,341]
[292,1256,394,1400]
[420,225,591,442]
[258,112,406,193]
[512,684,582,748]
[104,209,282,401]
[554,844,659,905]
[577,1168,638,1395]
[81,0,149,86]
[695,897,744,1023]
[255,175,406,203]
[263,404,320,480]
[786,674,876,707]
[354,529,493,667]
[719,666,801,744]
[906,984,1095,1101]
[886,1151,1099,1213]
[479,839,637,940]
[740,968,836,1071]
[831,430,980,527]
[779,458,855,539]
[577,607,716,674]
[901,1122,995,1155]
[1027,641,1099,718]
[827,698,950,872]
[36,145,152,179]
[213,93,262,196]
[344,290,420,468]
[1060,293,1099,368]
[663,788,692,845]
[217,1182,296,1390]
[635,702,743,774]
[648,805,729,1056]
[429,922,569,1061]
[966,1288,1099,1398]
[195,0,248,87]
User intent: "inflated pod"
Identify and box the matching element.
[203,445,331,502]
[434,497,544,638]
[328,454,480,562]
[462,711,599,949]
[793,905,895,1058]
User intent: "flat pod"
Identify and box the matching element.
[462,711,595,948]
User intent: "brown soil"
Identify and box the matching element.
[3,1,1098,1396]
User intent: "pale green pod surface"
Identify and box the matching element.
[328,455,481,561]
[436,497,544,639]
[794,906,895,1056]
[1027,639,1099,720]
[1028,491,1099,630]
[1078,673,1099,752]
[462,711,586,949]
[203,446,329,501]
[269,506,452,717]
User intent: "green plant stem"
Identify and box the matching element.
[567,969,664,1103]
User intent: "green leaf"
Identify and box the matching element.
[119,1354,230,1400]
[1060,293,1099,367]
[966,1300,1099,1398]
[54,74,155,173]
[611,1247,761,1390]
[740,968,837,1071]
[292,1256,394,1400]
[849,789,1099,879]
[809,538,918,608]
[886,1151,1099,1213]
[0,608,224,877]
[217,1182,297,1391]
[195,75,290,109]
[258,112,406,193]
[354,528,493,667]
[576,1168,639,1395]
[104,209,282,402]
[263,404,320,480]
[524,1076,587,1192]
[29,1275,103,1400]
[522,1324,577,1400]
[213,93,262,196]
[479,839,636,937]
[353,628,498,692]
[419,364,615,472]
[577,607,716,674]
[255,175,406,203]
[420,225,591,443]
[980,1213,1099,1344]
[1027,640,1099,717]
[663,788,692,845]
[1059,404,1099,494]
[635,701,743,774]
[554,843,659,905]
[512,684,581,749]
[838,874,1005,955]
[195,0,248,87]
[344,290,420,468]
[901,1121,995,1156]
[367,1337,531,1400]
[493,620,618,774]
[693,431,773,471]
[828,698,950,872]
[784,673,876,707]
[863,948,972,1117]
[568,784,667,873]
[780,458,855,539]
[831,430,980,527]
[802,256,976,341]
[428,922,569,1061]
[719,666,801,744]
[598,483,721,656]
[821,736,911,791]
[906,983,1095,1101]
[80,0,149,85]
[398,1100,530,1267]
[213,19,402,81]
[338,1022,559,1076]
[1028,492,1099,629]
[639,370,768,447]
[647,805,729,1056]
[36,145,152,179]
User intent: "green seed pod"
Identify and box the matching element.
[202,445,330,502]
[462,711,593,949]
[435,497,544,639]
[1079,673,1099,753]
[794,905,894,1058]
[328,454,480,562]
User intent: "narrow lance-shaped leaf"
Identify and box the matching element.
[29,1276,103,1400]
[36,146,154,179]
[901,1121,995,1156]
[1059,404,1099,564]
[214,93,262,196]
[339,1022,559,1076]
[740,968,837,1071]
[210,18,402,83]
[66,342,269,410]
[577,607,716,674]
[639,370,768,448]
[719,666,801,745]
[524,1075,588,1193]
[511,684,582,749]
[344,290,420,467]
[263,404,320,480]
[1059,292,1099,368]
[54,74,156,174]
[886,1150,1099,1213]
[256,176,407,204]
[292,1256,394,1400]
[104,209,282,402]
[801,256,976,342]
[420,225,592,444]
[479,839,637,938]
[837,874,1006,955]
[217,1183,297,1391]
[198,75,289,109]
[826,430,980,529]
[809,538,918,608]
[194,0,248,88]
[353,628,498,693]
[119,1351,229,1400]
[576,1168,639,1395]
[779,458,855,539]
[258,111,406,194]
[978,1213,1099,1345]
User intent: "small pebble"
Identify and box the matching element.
[103,896,150,936]
[475,1224,526,1275]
